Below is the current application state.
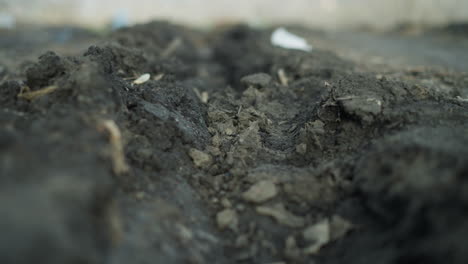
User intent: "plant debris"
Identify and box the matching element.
[132,73,151,85]
[17,85,58,100]
[98,119,129,175]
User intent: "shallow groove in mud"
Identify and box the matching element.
[1,22,468,264]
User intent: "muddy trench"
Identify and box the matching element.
[1,22,468,264]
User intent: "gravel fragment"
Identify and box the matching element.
[242,180,278,203]
[302,219,330,255]
[216,209,238,230]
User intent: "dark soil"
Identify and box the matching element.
[1,21,468,264]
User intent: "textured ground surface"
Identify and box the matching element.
[1,22,468,264]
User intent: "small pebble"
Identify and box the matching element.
[216,209,238,230]
[302,219,330,255]
[221,198,232,208]
[242,180,278,203]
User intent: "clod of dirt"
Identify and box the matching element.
[241,73,272,88]
[25,51,67,88]
[189,148,213,169]
[242,180,278,203]
[338,96,382,123]
[216,209,238,230]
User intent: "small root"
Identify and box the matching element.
[161,38,182,58]
[17,85,58,101]
[98,120,129,175]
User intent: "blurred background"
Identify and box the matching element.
[1,0,468,30]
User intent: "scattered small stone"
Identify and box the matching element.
[295,143,307,155]
[302,219,330,255]
[242,180,278,203]
[221,198,232,208]
[189,148,213,169]
[224,127,235,136]
[216,209,238,230]
[241,73,272,87]
[256,203,305,228]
